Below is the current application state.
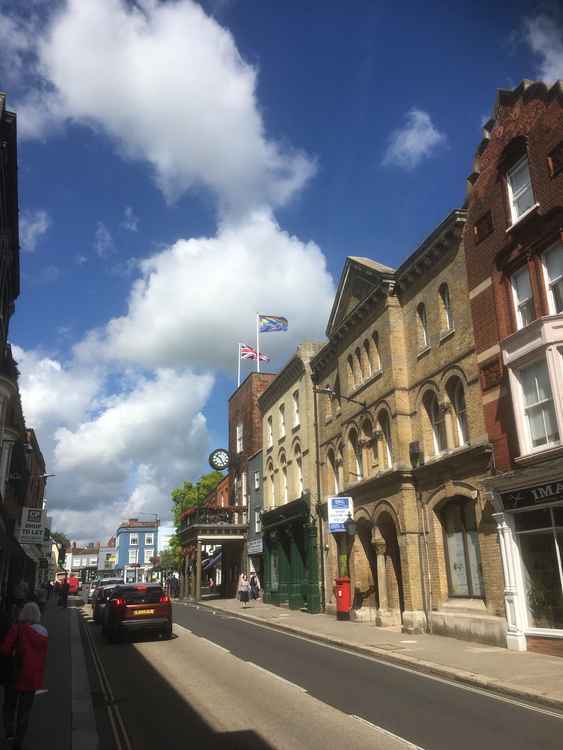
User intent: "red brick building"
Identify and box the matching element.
[464,80,563,654]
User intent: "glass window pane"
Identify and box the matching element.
[444,504,470,596]
[519,532,563,629]
[514,508,552,532]
[552,507,563,527]
[515,188,534,217]
[466,530,485,597]
[552,279,563,313]
[545,245,563,284]
[513,267,532,305]
[509,159,531,194]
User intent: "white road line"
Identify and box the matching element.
[245,662,307,692]
[199,637,231,654]
[173,623,192,635]
[351,715,425,749]
[196,613,563,721]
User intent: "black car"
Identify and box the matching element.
[102,583,172,643]
[92,579,123,623]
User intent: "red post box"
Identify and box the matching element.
[335,576,351,620]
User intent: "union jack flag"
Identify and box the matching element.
[240,343,270,362]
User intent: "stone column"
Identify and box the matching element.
[373,533,390,626]
[494,510,526,650]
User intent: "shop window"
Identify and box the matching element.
[547,141,563,178]
[441,499,484,598]
[514,505,563,629]
[417,303,429,350]
[518,359,560,452]
[447,377,469,447]
[473,211,494,244]
[423,391,447,455]
[439,283,454,333]
[506,155,535,224]
[511,266,534,329]
[543,243,563,315]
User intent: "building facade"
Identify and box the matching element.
[97,537,117,575]
[246,450,263,581]
[311,214,505,644]
[65,543,100,584]
[464,80,563,654]
[116,519,159,583]
[259,343,323,613]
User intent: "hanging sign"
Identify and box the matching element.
[327,496,354,533]
[17,508,46,545]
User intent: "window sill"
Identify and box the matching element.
[505,202,540,233]
[514,443,563,466]
[439,328,455,344]
[416,345,431,360]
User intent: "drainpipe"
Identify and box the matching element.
[416,484,432,634]
[313,385,326,612]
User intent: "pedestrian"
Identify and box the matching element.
[59,577,69,609]
[237,573,250,608]
[249,573,261,601]
[12,582,27,615]
[1,602,48,749]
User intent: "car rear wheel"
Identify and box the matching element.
[162,623,173,640]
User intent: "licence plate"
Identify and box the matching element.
[134,608,154,615]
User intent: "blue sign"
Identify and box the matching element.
[328,496,354,533]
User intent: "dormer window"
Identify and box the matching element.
[506,155,534,224]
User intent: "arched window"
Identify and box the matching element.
[361,419,376,477]
[337,442,345,490]
[417,303,429,349]
[348,428,363,482]
[280,453,288,504]
[441,498,484,598]
[347,355,355,389]
[294,444,304,497]
[372,332,381,372]
[267,460,275,507]
[362,340,372,380]
[439,283,454,332]
[378,411,393,470]
[424,391,446,455]
[355,347,363,385]
[447,377,468,447]
[327,448,339,494]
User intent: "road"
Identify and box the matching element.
[81,601,562,750]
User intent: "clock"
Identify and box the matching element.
[208,448,230,471]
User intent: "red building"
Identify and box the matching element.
[464,80,563,654]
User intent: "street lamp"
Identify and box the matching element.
[314,385,367,410]
[344,512,357,537]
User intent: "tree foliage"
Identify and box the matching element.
[51,531,71,566]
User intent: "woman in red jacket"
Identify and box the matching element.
[1,602,48,748]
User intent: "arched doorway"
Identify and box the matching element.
[352,518,378,615]
[376,511,405,624]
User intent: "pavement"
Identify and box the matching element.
[185,596,563,712]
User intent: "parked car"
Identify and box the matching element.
[92,579,123,623]
[102,583,172,643]
[87,580,100,604]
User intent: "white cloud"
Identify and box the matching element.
[75,210,334,371]
[14,0,315,216]
[93,222,115,258]
[15,345,213,541]
[382,109,447,170]
[75,254,88,265]
[20,209,50,252]
[121,206,139,232]
[525,15,563,82]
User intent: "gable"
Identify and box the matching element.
[326,257,395,338]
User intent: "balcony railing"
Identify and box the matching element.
[179,506,248,534]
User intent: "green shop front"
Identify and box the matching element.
[262,495,321,613]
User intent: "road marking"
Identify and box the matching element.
[245,661,307,692]
[190,608,563,721]
[198,637,230,654]
[351,715,425,749]
[173,623,192,635]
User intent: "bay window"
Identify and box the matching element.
[544,243,563,314]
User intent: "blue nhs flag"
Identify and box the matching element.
[328,496,354,533]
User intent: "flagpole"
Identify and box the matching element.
[237,343,241,388]
[256,315,260,373]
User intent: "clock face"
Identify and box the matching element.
[209,448,230,471]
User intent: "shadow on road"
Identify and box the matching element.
[79,608,276,750]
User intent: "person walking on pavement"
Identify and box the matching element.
[1,602,48,749]
[59,577,69,609]
[249,573,261,601]
[237,573,250,608]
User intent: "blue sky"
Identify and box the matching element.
[0,0,561,541]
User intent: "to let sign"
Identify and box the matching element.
[18,508,46,545]
[328,496,354,533]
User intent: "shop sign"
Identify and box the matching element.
[247,537,263,555]
[502,480,563,510]
[328,496,354,533]
[17,508,46,545]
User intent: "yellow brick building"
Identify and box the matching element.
[311,210,506,644]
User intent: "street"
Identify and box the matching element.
[79,602,562,750]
